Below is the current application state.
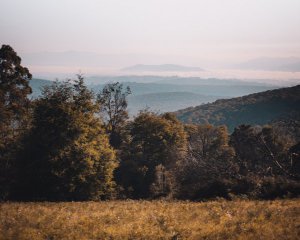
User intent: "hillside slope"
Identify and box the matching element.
[29,78,53,98]
[175,85,300,131]
[128,92,221,115]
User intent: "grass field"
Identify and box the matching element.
[0,199,299,240]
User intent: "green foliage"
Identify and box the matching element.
[0,45,32,124]
[0,45,32,200]
[15,76,117,200]
[230,125,298,178]
[116,111,187,198]
[176,124,237,199]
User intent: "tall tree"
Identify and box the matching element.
[176,124,236,199]
[97,82,131,148]
[0,45,32,200]
[116,111,187,198]
[15,76,117,201]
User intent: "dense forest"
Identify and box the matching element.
[176,85,300,132]
[1,45,300,201]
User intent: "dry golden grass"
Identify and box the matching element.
[0,199,299,240]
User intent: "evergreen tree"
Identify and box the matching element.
[16,76,117,200]
[0,45,32,200]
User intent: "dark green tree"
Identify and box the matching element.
[288,142,300,177]
[230,124,295,177]
[0,45,32,200]
[16,76,117,200]
[230,125,300,198]
[176,124,236,199]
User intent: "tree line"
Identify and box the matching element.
[1,45,299,201]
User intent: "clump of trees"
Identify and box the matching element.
[116,111,187,198]
[176,124,237,199]
[15,77,117,201]
[0,45,299,201]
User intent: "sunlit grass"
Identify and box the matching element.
[0,199,299,239]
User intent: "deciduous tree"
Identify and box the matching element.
[176,124,236,199]
[97,82,131,148]
[116,111,187,198]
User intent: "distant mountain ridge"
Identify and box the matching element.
[29,78,280,118]
[86,75,272,86]
[90,81,275,97]
[121,64,203,72]
[175,85,300,132]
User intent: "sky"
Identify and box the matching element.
[1,0,300,79]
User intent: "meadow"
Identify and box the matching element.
[0,199,299,240]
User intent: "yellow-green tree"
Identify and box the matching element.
[16,76,117,201]
[116,111,187,198]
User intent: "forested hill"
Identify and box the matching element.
[175,85,300,132]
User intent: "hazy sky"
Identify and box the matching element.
[1,0,300,78]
